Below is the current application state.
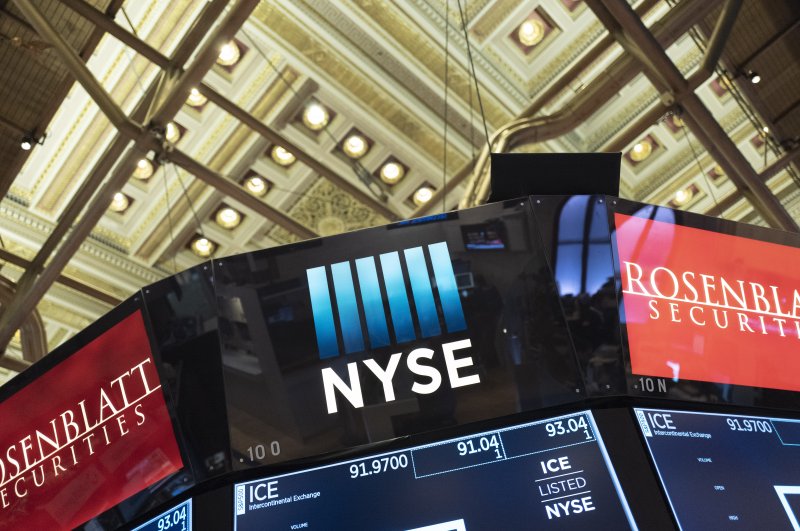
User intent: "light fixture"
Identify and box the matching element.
[630,140,652,162]
[166,122,181,143]
[413,186,434,206]
[379,161,405,184]
[109,192,130,213]
[672,115,684,128]
[342,134,369,159]
[517,19,545,47]
[672,187,693,206]
[190,236,216,258]
[217,40,241,66]
[302,102,329,131]
[186,87,207,107]
[215,206,242,229]
[762,126,770,134]
[271,145,296,166]
[20,131,45,151]
[20,138,32,151]
[746,70,761,84]
[133,158,154,180]
[244,175,269,197]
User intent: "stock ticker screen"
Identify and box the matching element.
[233,411,637,530]
[635,408,800,530]
[131,499,192,531]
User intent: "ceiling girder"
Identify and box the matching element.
[0,0,260,358]
[587,0,798,233]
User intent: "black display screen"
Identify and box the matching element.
[635,408,800,530]
[233,411,636,530]
[131,499,192,531]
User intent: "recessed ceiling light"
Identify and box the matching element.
[186,87,208,107]
[413,186,434,206]
[109,192,130,213]
[673,187,694,206]
[191,236,216,258]
[342,134,369,159]
[518,19,545,46]
[215,206,242,229]
[244,175,269,197]
[166,122,181,143]
[133,158,154,180]
[303,102,329,131]
[271,145,296,166]
[379,161,405,184]
[217,40,241,66]
[630,140,652,162]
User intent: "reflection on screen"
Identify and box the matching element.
[234,411,636,530]
[635,408,800,530]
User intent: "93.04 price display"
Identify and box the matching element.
[545,415,591,439]
[132,499,191,531]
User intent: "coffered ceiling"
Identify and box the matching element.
[0,0,798,384]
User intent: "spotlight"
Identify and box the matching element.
[20,138,32,151]
[303,102,330,131]
[20,132,45,151]
[747,70,761,84]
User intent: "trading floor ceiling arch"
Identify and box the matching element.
[0,0,798,383]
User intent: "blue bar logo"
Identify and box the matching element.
[307,241,467,359]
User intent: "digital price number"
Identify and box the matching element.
[349,453,409,479]
[457,434,502,459]
[726,418,773,433]
[132,499,191,531]
[545,416,591,439]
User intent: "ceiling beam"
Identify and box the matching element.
[59,0,401,222]
[0,0,260,358]
[588,0,799,232]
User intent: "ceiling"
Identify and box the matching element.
[0,0,798,384]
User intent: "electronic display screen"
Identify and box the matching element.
[215,200,584,470]
[233,411,636,530]
[131,499,192,531]
[635,408,800,530]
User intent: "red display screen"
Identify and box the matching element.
[0,310,183,530]
[615,212,800,393]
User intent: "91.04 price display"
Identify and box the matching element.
[349,453,409,479]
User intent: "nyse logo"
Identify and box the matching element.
[307,241,480,413]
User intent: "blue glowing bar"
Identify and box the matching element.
[331,261,365,354]
[379,251,416,344]
[403,247,441,338]
[307,266,339,359]
[355,257,390,349]
[428,241,467,332]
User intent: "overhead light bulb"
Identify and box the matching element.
[191,236,215,257]
[303,102,329,130]
[186,87,208,107]
[133,158,154,179]
[518,19,545,46]
[244,175,268,197]
[380,161,405,184]
[673,188,693,206]
[271,145,296,166]
[109,192,130,212]
[166,122,181,143]
[20,138,32,151]
[217,40,241,66]
[413,186,434,206]
[630,140,652,161]
[342,134,369,159]
[215,207,242,229]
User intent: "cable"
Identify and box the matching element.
[170,164,207,241]
[161,165,178,273]
[679,113,720,209]
[442,0,450,213]
[455,0,490,150]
